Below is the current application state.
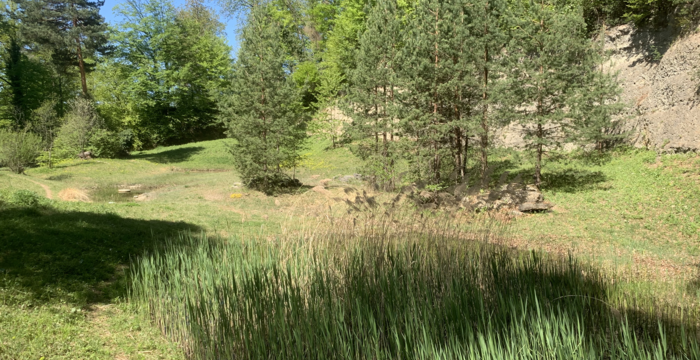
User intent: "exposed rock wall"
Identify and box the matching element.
[606,25,700,152]
[495,25,700,152]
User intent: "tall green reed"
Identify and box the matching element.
[129,212,700,359]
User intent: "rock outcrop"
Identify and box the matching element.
[495,24,700,152]
[606,25,700,152]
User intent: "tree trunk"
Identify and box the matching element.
[480,2,490,187]
[455,127,463,180]
[73,14,89,97]
[463,134,468,178]
[535,123,543,188]
[433,6,440,182]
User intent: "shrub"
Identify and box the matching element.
[0,128,43,174]
[88,129,123,158]
[7,189,42,207]
[53,98,104,159]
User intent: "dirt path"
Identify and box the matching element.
[7,174,53,199]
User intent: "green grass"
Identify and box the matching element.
[2,137,700,358]
[482,149,700,304]
[129,220,700,359]
[0,137,361,359]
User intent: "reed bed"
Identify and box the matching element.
[129,208,700,359]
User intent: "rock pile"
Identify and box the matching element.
[77,151,92,160]
[460,184,553,213]
[409,183,553,213]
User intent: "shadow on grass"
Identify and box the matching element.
[136,230,700,358]
[0,202,200,305]
[130,146,205,164]
[469,159,608,193]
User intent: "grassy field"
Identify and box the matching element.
[1,138,700,358]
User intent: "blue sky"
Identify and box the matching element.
[99,0,241,54]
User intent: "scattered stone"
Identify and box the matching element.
[518,201,554,212]
[77,151,92,160]
[117,188,131,193]
[457,183,553,213]
[335,174,363,183]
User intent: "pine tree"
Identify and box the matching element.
[507,1,614,188]
[570,39,625,153]
[219,4,307,193]
[14,0,110,97]
[469,0,509,185]
[399,0,480,185]
[3,37,53,126]
[343,0,403,189]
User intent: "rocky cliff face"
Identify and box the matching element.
[607,25,700,152]
[494,25,700,152]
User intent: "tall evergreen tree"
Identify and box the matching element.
[344,0,403,189]
[470,0,508,185]
[571,56,625,153]
[506,0,606,188]
[399,0,480,185]
[14,0,111,97]
[2,37,53,127]
[219,4,307,192]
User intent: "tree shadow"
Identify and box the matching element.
[624,25,677,66]
[0,202,200,305]
[464,159,607,194]
[539,168,608,193]
[177,235,700,358]
[130,146,205,164]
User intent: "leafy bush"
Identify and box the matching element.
[53,98,104,160]
[7,190,42,207]
[88,129,124,158]
[0,128,43,174]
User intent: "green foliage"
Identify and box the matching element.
[396,0,501,185]
[0,37,53,125]
[97,0,232,146]
[505,0,620,187]
[570,51,627,152]
[13,0,111,96]
[219,5,307,192]
[53,98,104,159]
[324,0,369,76]
[88,128,124,158]
[0,127,43,173]
[292,60,321,108]
[31,99,60,167]
[343,0,403,189]
[310,66,345,148]
[1,189,44,207]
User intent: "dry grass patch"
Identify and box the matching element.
[58,188,91,202]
